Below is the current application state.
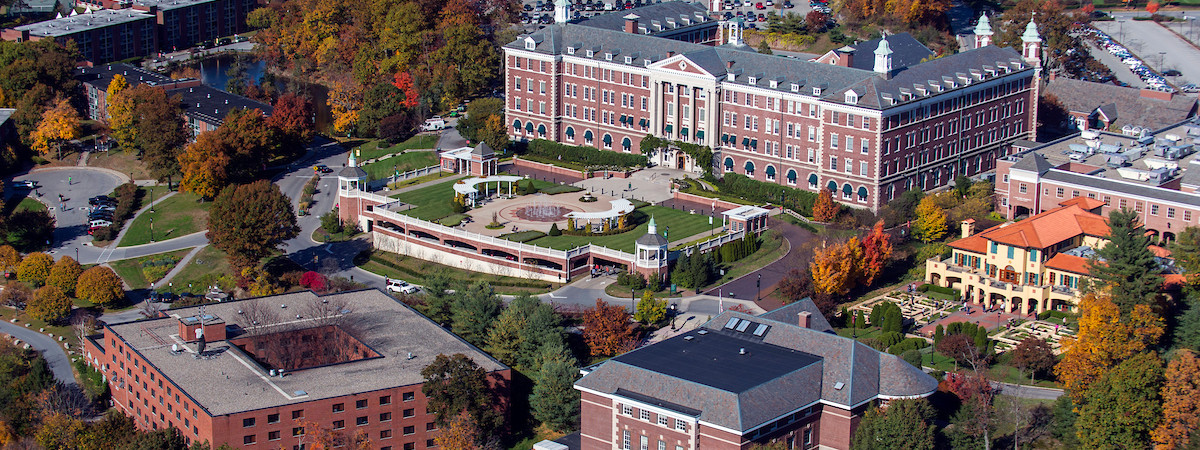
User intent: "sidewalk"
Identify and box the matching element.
[109,191,176,247]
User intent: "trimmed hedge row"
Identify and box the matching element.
[525,139,648,169]
[918,283,960,297]
[710,174,819,217]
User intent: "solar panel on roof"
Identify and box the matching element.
[724,317,740,329]
[753,324,769,336]
[736,320,752,332]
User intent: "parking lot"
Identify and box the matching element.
[517,0,814,28]
[1093,17,1200,89]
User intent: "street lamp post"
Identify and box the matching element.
[1119,20,1125,41]
[1160,51,1167,73]
[150,217,154,243]
[631,287,636,312]
[75,248,79,263]
[756,273,762,301]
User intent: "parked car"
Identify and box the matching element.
[89,219,113,228]
[314,164,333,174]
[10,180,36,190]
[755,2,765,8]
[782,0,793,6]
[386,279,422,294]
[421,116,446,132]
[89,195,113,205]
[1163,69,1182,77]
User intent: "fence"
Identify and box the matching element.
[366,165,442,190]
[675,230,746,258]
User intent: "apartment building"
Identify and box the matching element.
[1,9,157,64]
[80,289,511,449]
[504,6,1041,211]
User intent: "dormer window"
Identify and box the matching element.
[605,53,613,61]
[748,77,756,85]
[586,50,594,57]
[844,91,858,104]
[769,80,778,88]
[644,59,652,66]
[567,47,575,55]
[524,38,535,50]
[624,56,632,64]
[790,84,799,92]
[812,87,822,96]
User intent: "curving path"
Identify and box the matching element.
[0,320,76,384]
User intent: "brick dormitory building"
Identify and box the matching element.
[504,5,1042,211]
[80,289,511,449]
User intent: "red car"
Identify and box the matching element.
[755,2,766,8]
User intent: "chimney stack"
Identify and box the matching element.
[726,60,734,69]
[624,13,640,34]
[961,219,976,238]
[667,51,675,58]
[798,311,812,328]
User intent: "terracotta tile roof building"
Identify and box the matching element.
[926,201,1113,314]
[574,305,937,450]
[80,289,511,449]
[504,2,1043,211]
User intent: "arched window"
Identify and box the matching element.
[724,157,734,172]
[584,130,594,144]
[622,137,632,151]
[765,165,776,181]
[744,160,755,176]
[537,123,547,138]
[857,186,868,202]
[525,122,534,133]
[787,169,798,186]
[565,126,575,140]
[842,183,853,199]
[808,173,818,189]
[827,180,838,192]
[512,119,522,131]
[602,134,613,149]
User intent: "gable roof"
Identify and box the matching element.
[170,85,273,126]
[1044,78,1198,132]
[756,299,834,333]
[846,33,934,72]
[1045,252,1092,275]
[955,204,1109,250]
[575,1,713,35]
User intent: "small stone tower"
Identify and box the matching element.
[1021,19,1042,65]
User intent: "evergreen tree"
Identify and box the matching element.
[421,272,455,325]
[1175,295,1200,351]
[530,344,580,433]
[671,252,694,288]
[851,399,937,450]
[1076,352,1164,448]
[451,282,502,348]
[1090,208,1160,315]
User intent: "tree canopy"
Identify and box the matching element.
[1089,208,1161,315]
[206,180,300,270]
[850,399,937,450]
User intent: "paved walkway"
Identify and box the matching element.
[110,191,176,247]
[702,217,812,310]
[991,381,1064,400]
[0,320,75,384]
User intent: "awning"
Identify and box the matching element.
[808,173,818,184]
[765,165,776,177]
[565,126,575,137]
[858,186,868,198]
[750,139,758,149]
[744,160,754,172]
[724,158,734,169]
[788,170,798,181]
[742,137,750,147]
[512,119,522,130]
[843,184,853,195]
[722,134,729,143]
[584,130,594,140]
[695,130,704,140]
[665,124,673,133]
[620,115,628,124]
[537,124,546,135]
[827,180,838,191]
[525,122,534,132]
[603,134,613,145]
[622,137,632,149]
[680,127,689,137]
[639,118,648,127]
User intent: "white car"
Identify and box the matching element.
[386,279,423,294]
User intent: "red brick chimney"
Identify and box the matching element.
[798,311,812,328]
[624,13,640,33]
[726,60,734,69]
[1141,88,1174,101]
[837,50,853,67]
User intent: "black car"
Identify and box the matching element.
[1163,69,1182,77]
[523,4,533,10]
[89,195,113,206]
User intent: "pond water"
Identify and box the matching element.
[188,54,332,132]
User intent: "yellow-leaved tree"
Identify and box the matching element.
[913,196,948,242]
[1055,293,1164,404]
[31,98,80,159]
[810,240,855,296]
[0,245,22,276]
[177,133,231,200]
[813,188,838,222]
[106,73,136,148]
[76,266,125,308]
[1152,349,1200,449]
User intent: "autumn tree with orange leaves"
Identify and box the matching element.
[860,220,892,285]
[31,98,79,159]
[813,188,838,222]
[1055,293,1164,405]
[436,412,482,450]
[1152,350,1200,449]
[297,420,371,449]
[581,299,636,358]
[810,240,857,296]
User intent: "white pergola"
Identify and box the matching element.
[564,198,635,231]
[452,175,526,206]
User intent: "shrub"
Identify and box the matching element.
[299,271,328,292]
[523,139,648,169]
[320,208,343,234]
[548,223,561,236]
[901,349,923,368]
[717,234,760,263]
[713,173,819,217]
[890,337,930,355]
[878,331,904,349]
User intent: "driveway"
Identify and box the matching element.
[0,321,75,384]
[702,217,814,309]
[8,167,125,261]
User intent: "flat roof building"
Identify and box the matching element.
[81,289,511,449]
[1,9,157,64]
[575,303,937,450]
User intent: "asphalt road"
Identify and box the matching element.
[0,320,76,384]
[9,167,125,263]
[991,381,1064,400]
[702,217,813,308]
[1096,15,1200,87]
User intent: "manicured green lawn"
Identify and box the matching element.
[158,245,233,294]
[391,180,460,221]
[119,191,211,247]
[354,135,439,161]
[362,151,439,181]
[527,206,713,253]
[110,248,196,289]
[13,198,45,213]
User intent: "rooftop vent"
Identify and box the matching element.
[834,382,845,390]
[697,329,708,335]
[684,335,694,340]
[738,347,746,355]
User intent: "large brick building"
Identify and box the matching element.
[503,5,1042,211]
[575,302,938,450]
[996,118,1200,242]
[80,289,511,449]
[0,9,158,64]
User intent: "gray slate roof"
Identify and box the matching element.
[636,232,668,246]
[340,165,368,178]
[575,310,937,432]
[172,84,273,125]
[1044,77,1198,132]
[509,24,1032,111]
[1010,152,1055,175]
[14,8,153,37]
[77,63,174,91]
[0,109,14,127]
[575,1,712,35]
[472,141,495,158]
[846,33,934,72]
[756,299,834,333]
